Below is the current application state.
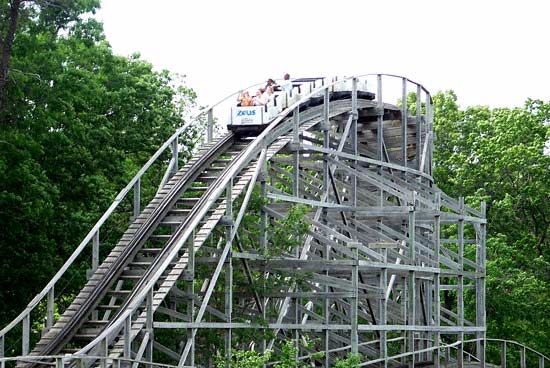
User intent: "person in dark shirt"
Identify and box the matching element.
[265,78,281,92]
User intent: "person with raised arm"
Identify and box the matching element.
[265,78,281,92]
[237,90,253,106]
[253,88,268,106]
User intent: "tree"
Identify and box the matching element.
[0,7,199,334]
[1,0,100,112]
[432,91,550,356]
[0,0,23,111]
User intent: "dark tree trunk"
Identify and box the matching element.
[0,0,22,113]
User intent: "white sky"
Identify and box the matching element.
[96,0,550,109]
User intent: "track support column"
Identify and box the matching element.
[186,231,196,367]
[171,136,179,175]
[1,334,5,368]
[434,193,441,368]
[477,201,487,367]
[351,77,358,210]
[415,85,422,171]
[292,107,300,197]
[259,161,268,359]
[408,192,417,366]
[133,178,140,221]
[146,288,154,364]
[55,357,64,368]
[457,197,465,368]
[322,87,331,368]
[401,77,408,168]
[380,247,388,367]
[124,312,132,363]
[224,178,234,366]
[45,286,54,333]
[350,242,359,355]
[207,109,214,143]
[377,75,384,204]
[22,313,29,356]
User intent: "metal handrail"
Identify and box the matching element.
[3,337,548,367]
[0,354,182,368]
[353,337,550,367]
[470,337,550,366]
[483,338,550,360]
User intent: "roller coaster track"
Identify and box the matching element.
[2,74,545,368]
[30,133,238,358]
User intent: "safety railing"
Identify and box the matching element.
[406,337,549,367]
[290,336,548,368]
[483,338,549,368]
[0,354,184,368]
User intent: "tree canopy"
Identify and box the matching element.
[0,0,198,328]
[432,92,550,356]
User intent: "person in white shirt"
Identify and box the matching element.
[280,73,292,93]
[253,88,270,106]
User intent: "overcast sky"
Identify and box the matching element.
[96,0,550,109]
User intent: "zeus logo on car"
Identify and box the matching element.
[236,110,256,116]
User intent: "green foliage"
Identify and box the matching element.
[432,91,550,356]
[215,349,272,368]
[213,340,324,368]
[272,340,323,368]
[0,1,199,340]
[269,204,310,256]
[334,353,362,368]
[273,340,300,368]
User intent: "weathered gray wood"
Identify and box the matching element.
[22,314,29,356]
[0,334,4,368]
[501,341,507,368]
[133,178,140,221]
[123,314,131,359]
[292,106,300,197]
[92,230,99,272]
[401,77,408,167]
[458,197,465,368]
[207,108,213,143]
[46,287,54,332]
[153,321,485,333]
[416,84,422,171]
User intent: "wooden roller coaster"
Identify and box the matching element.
[2,74,539,368]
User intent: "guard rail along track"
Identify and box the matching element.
[1,74,546,368]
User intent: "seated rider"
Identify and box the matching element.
[237,90,253,106]
[280,73,292,93]
[252,88,273,106]
[266,78,281,92]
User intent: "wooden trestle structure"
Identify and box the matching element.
[0,75,487,367]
